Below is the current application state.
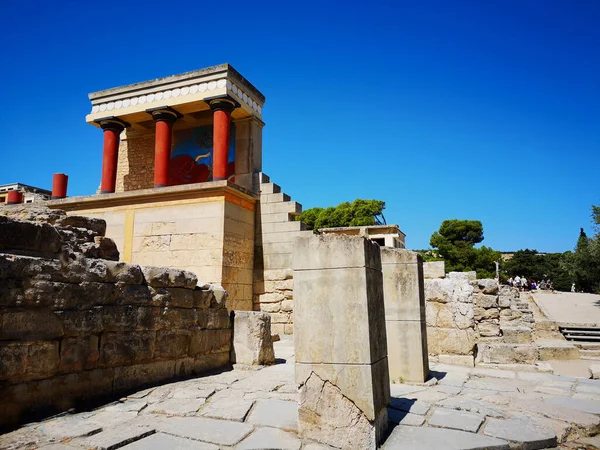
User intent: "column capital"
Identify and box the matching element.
[95,116,130,132]
[146,106,182,123]
[208,96,239,113]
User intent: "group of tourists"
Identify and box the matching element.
[507,275,553,292]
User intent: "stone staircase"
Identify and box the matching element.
[253,173,313,335]
[476,290,580,364]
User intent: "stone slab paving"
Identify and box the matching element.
[3,338,600,449]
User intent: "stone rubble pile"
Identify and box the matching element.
[0,206,232,428]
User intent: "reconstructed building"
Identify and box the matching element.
[46,64,406,333]
[0,183,51,204]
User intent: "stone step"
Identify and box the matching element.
[574,342,600,351]
[476,343,538,365]
[500,326,532,344]
[536,339,580,361]
[258,172,270,183]
[260,182,281,194]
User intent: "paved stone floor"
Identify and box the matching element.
[2,337,600,449]
[533,292,600,326]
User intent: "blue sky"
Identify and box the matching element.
[1,1,598,252]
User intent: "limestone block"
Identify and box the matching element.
[476,343,538,364]
[498,296,511,308]
[0,343,27,380]
[294,266,386,364]
[155,330,191,359]
[196,308,231,330]
[189,328,231,356]
[281,299,293,312]
[423,261,445,279]
[113,360,176,393]
[149,286,194,308]
[477,279,499,295]
[478,321,501,337]
[589,365,600,380]
[474,306,500,321]
[59,336,100,372]
[297,359,390,423]
[293,234,380,271]
[26,341,60,378]
[475,294,498,308]
[386,320,429,383]
[141,266,198,289]
[0,310,64,340]
[447,271,477,281]
[380,248,425,321]
[0,216,63,256]
[56,309,102,336]
[100,331,156,366]
[501,326,532,344]
[260,302,281,313]
[297,371,387,450]
[230,311,275,366]
[426,327,476,355]
[424,278,454,303]
[293,234,389,448]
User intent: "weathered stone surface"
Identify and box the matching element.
[483,418,557,450]
[200,389,254,421]
[478,279,499,295]
[476,343,538,364]
[246,399,298,431]
[478,322,501,337]
[438,396,507,418]
[237,427,301,450]
[141,266,198,289]
[231,311,275,366]
[546,396,600,415]
[154,416,253,446]
[428,407,484,433]
[536,340,579,361]
[121,432,218,449]
[427,328,476,355]
[475,294,498,308]
[383,425,509,450]
[150,398,206,415]
[387,408,426,426]
[423,261,445,279]
[76,424,154,450]
[590,364,600,380]
[298,371,386,450]
[0,216,63,257]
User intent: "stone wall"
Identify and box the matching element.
[425,270,535,366]
[253,173,312,335]
[0,206,231,428]
[48,183,256,312]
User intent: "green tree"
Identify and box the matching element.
[501,249,572,292]
[429,219,500,278]
[299,199,386,230]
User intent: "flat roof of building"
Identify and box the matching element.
[0,183,51,194]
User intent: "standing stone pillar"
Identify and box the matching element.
[293,235,390,449]
[210,98,237,181]
[381,248,429,383]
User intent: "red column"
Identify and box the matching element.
[51,173,68,199]
[6,191,23,204]
[148,108,181,188]
[97,119,128,194]
[210,99,236,181]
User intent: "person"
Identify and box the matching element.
[571,283,576,292]
[514,275,521,290]
[531,280,537,290]
[522,276,528,291]
[508,277,513,287]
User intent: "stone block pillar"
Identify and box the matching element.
[381,248,429,383]
[293,234,389,449]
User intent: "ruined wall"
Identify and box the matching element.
[253,173,312,335]
[425,271,534,366]
[0,207,231,427]
[52,186,256,312]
